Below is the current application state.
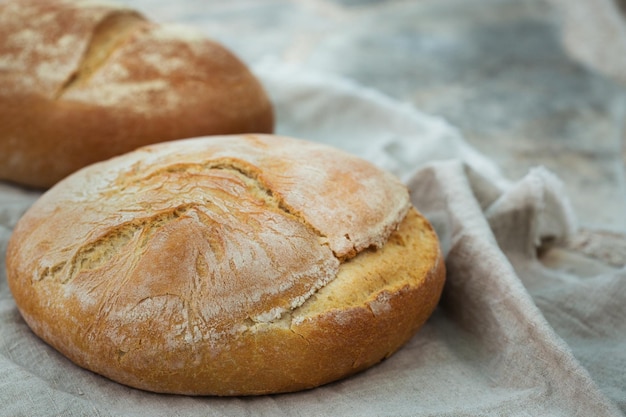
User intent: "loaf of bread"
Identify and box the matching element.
[0,0,273,189]
[6,134,445,396]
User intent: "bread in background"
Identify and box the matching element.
[0,0,274,188]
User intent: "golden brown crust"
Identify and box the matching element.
[0,0,273,188]
[6,134,445,395]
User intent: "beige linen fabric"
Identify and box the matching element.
[0,64,623,416]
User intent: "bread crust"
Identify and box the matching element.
[0,0,274,188]
[6,134,445,395]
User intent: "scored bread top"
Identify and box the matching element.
[0,0,139,97]
[0,0,260,116]
[8,135,411,350]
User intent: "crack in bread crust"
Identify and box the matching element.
[36,161,336,296]
[113,158,335,251]
[61,205,191,284]
[55,10,147,98]
[57,162,342,332]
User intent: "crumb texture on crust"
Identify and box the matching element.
[6,134,444,395]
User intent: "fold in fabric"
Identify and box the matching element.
[409,161,623,416]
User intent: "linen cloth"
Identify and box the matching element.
[0,62,624,416]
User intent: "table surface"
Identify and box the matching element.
[123,0,626,264]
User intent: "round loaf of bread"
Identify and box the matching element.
[0,0,273,189]
[6,134,445,396]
